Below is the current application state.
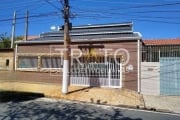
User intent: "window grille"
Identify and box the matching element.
[18,56,38,68]
[41,56,63,68]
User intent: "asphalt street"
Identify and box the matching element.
[0,96,179,120]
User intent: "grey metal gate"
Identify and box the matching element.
[70,56,122,88]
[160,57,180,95]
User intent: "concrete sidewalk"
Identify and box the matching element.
[1,81,180,114]
[0,82,144,108]
[143,95,180,113]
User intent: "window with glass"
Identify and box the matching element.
[41,56,63,68]
[18,56,38,68]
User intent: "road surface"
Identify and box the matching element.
[0,97,179,120]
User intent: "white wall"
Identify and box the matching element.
[141,62,160,95]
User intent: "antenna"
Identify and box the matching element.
[50,25,57,31]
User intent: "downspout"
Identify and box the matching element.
[158,49,160,61]
[137,39,141,93]
[14,44,17,71]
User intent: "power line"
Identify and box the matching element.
[71,1,180,12]
[79,0,176,5]
[75,10,180,19]
[0,1,53,18]
[0,11,60,22]
[74,14,180,24]
[73,8,180,15]
[43,0,61,10]
[124,17,180,24]
[59,0,64,8]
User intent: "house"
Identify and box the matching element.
[0,36,37,71]
[14,22,142,92]
[1,24,179,96]
[22,36,39,41]
[141,38,180,96]
[0,48,14,71]
[142,38,180,62]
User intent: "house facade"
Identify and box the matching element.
[15,22,142,92]
[142,39,180,62]
[0,48,14,71]
[141,39,180,96]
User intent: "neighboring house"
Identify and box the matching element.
[142,39,180,62]
[0,36,38,71]
[15,22,142,92]
[0,48,14,71]
[23,36,39,40]
[141,39,180,96]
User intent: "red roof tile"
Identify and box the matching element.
[23,36,39,40]
[143,38,180,45]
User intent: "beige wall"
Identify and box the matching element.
[0,51,14,71]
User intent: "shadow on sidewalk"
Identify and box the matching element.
[0,90,44,103]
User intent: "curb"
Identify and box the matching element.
[37,97,180,115]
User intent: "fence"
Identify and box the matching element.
[142,45,180,62]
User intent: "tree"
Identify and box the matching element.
[0,34,11,48]
[16,36,24,41]
[0,33,24,48]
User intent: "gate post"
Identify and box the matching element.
[120,63,122,88]
[108,66,111,87]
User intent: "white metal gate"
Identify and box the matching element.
[70,56,122,88]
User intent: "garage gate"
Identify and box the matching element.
[160,57,180,95]
[70,56,122,88]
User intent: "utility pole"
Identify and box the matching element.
[24,10,29,41]
[11,11,16,48]
[62,0,71,94]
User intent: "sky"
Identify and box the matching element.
[0,0,180,39]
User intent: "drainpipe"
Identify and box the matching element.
[159,49,160,62]
[14,44,17,71]
[137,39,141,93]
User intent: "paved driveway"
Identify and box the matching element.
[0,97,180,120]
[143,95,180,113]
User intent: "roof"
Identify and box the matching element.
[25,36,39,40]
[0,36,38,41]
[143,38,180,45]
[16,22,142,45]
[67,22,133,29]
